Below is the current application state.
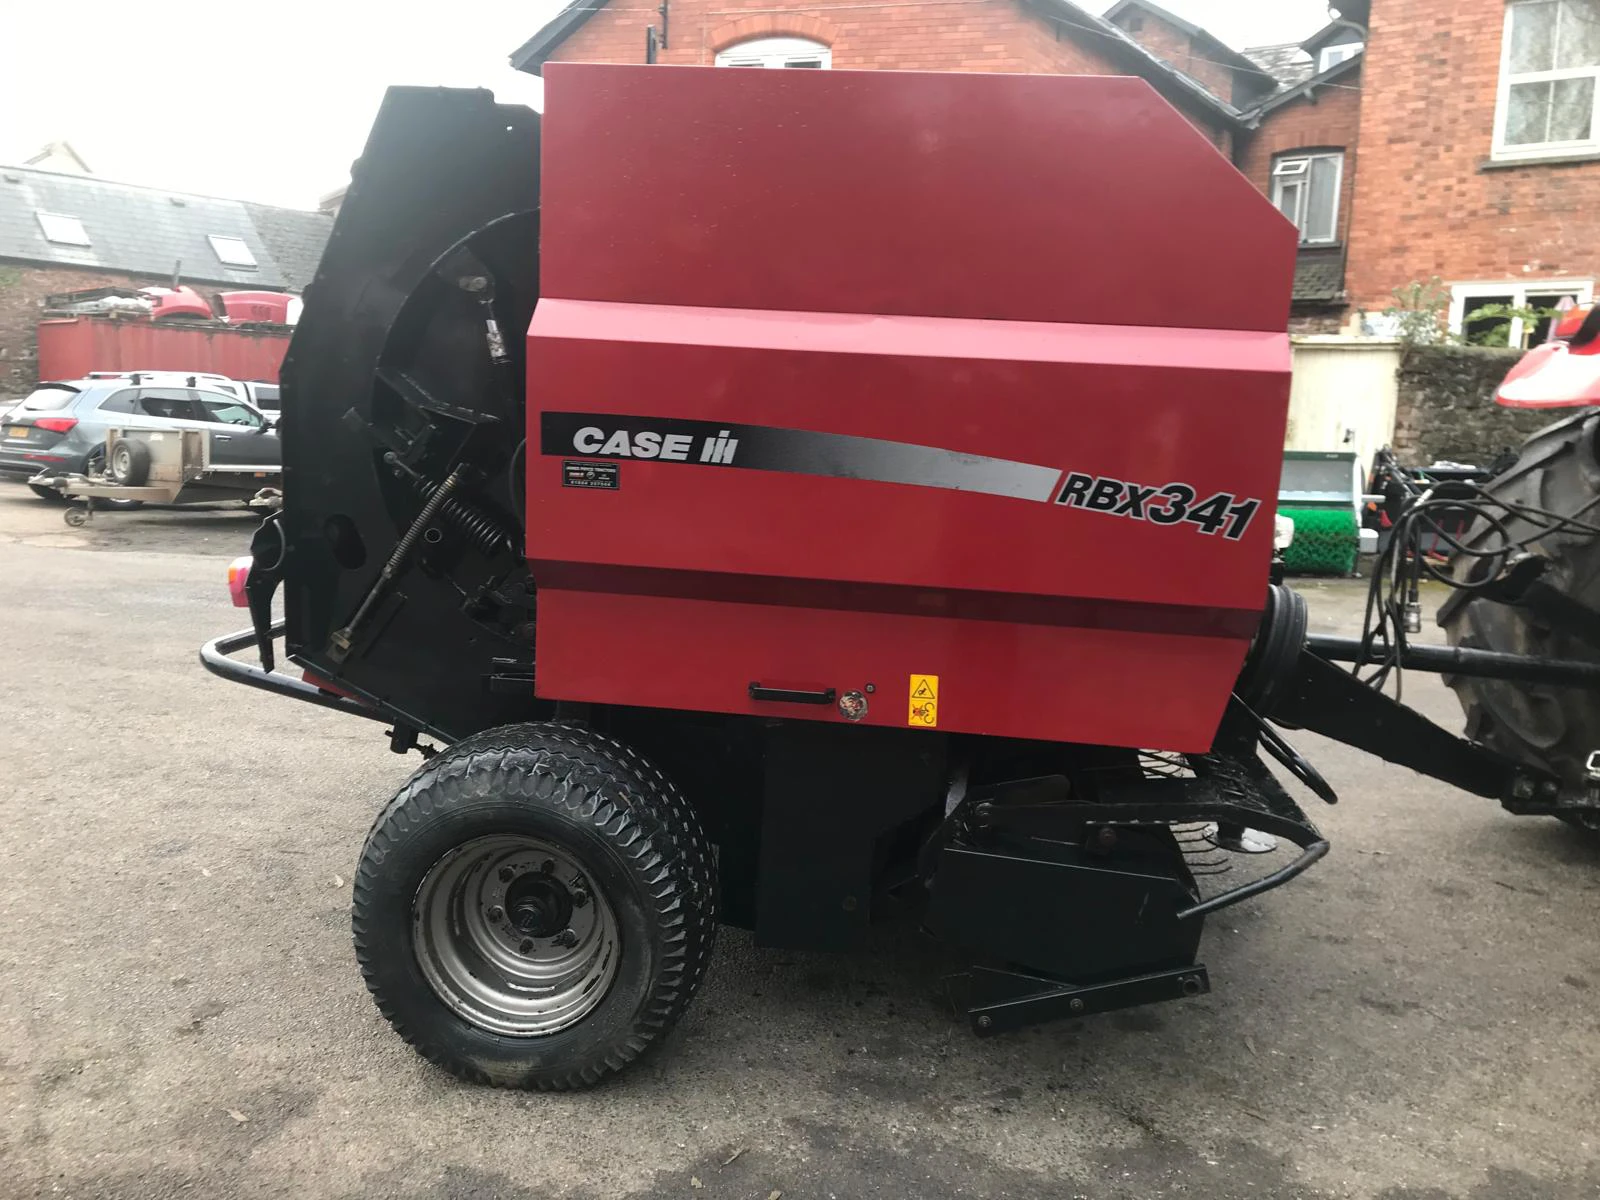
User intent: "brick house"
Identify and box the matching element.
[0,164,331,395]
[1348,0,1600,346]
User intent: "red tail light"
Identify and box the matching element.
[228,556,252,607]
[34,417,78,434]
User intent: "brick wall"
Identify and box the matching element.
[541,0,1230,146]
[1347,1,1600,314]
[0,264,165,397]
[547,0,1109,75]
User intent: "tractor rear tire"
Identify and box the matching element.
[1439,409,1600,832]
[352,723,717,1089]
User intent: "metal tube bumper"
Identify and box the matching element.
[200,623,389,723]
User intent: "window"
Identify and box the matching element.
[1318,42,1364,72]
[17,385,80,411]
[715,36,831,68]
[136,389,200,421]
[1271,152,1344,244]
[196,395,264,428]
[96,390,139,415]
[36,212,90,246]
[1495,0,1600,159]
[1449,280,1595,347]
[207,234,258,268]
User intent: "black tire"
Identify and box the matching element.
[1440,409,1600,832]
[107,437,151,487]
[28,482,65,502]
[352,723,717,1089]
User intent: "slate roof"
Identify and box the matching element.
[0,165,332,290]
[1242,43,1316,89]
[1292,250,1346,304]
[242,202,334,290]
[1245,50,1363,121]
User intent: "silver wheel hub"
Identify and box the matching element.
[413,835,619,1036]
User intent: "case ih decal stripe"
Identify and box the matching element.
[540,412,1262,538]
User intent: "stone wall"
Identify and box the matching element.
[1391,344,1552,464]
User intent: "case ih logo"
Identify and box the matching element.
[570,424,739,465]
[540,412,1262,540]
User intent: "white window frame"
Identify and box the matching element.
[1493,0,1600,161]
[1271,151,1344,245]
[207,234,258,268]
[1318,42,1363,72]
[36,211,90,246]
[714,36,831,69]
[1449,279,1595,346]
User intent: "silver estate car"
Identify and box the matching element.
[0,378,280,499]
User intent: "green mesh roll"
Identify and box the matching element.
[1280,507,1358,576]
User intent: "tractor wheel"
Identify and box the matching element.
[1439,409,1600,832]
[352,723,717,1089]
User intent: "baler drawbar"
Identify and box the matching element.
[202,65,1600,1089]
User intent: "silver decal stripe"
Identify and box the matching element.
[538,411,1264,539]
[540,412,1060,502]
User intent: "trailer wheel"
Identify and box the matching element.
[352,723,716,1089]
[108,438,151,488]
[1440,410,1600,832]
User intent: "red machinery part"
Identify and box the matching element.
[218,291,296,324]
[140,285,215,321]
[1498,303,1600,408]
[526,65,1298,750]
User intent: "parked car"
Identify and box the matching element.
[240,381,279,414]
[83,371,279,413]
[0,378,279,500]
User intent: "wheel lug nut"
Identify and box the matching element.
[498,867,514,882]
[486,905,504,922]
[572,891,590,908]
[519,938,534,954]
[539,859,555,875]
[554,928,578,948]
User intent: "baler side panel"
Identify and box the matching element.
[539,64,1296,334]
[529,66,1298,749]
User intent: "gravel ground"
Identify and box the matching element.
[1,477,1597,1199]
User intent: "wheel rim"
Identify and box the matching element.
[412,834,620,1036]
[110,446,128,478]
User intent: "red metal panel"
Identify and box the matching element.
[36,317,289,383]
[527,66,1297,750]
[540,64,1295,332]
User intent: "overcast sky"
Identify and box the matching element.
[0,0,1330,211]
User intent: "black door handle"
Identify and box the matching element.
[748,683,836,705]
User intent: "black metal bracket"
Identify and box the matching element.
[963,964,1210,1036]
[748,683,836,705]
[1275,647,1551,803]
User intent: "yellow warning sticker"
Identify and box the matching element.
[908,674,939,728]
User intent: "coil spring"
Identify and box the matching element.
[412,475,516,556]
